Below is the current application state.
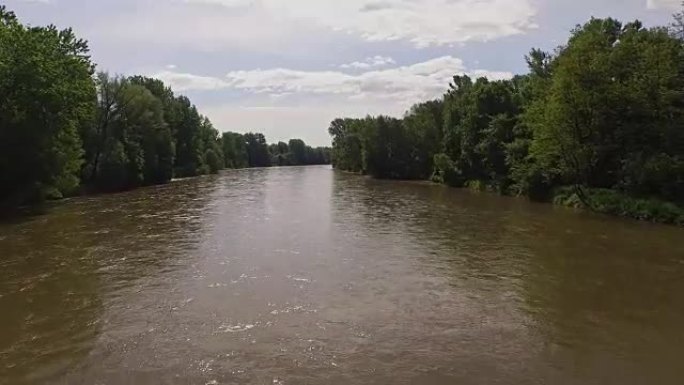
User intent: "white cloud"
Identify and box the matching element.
[153,56,512,104]
[261,0,538,47]
[153,70,230,91]
[340,56,396,69]
[647,0,681,9]
[181,0,254,7]
[150,56,513,145]
[94,0,537,50]
[92,1,313,53]
[226,56,513,104]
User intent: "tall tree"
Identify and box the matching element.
[222,132,249,168]
[671,2,684,39]
[0,7,96,205]
[288,139,307,165]
[173,96,204,177]
[88,80,174,191]
[244,132,271,167]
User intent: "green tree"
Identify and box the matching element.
[506,52,555,198]
[244,132,271,167]
[205,149,221,174]
[173,96,204,177]
[268,141,290,166]
[197,117,223,174]
[671,2,684,39]
[120,84,174,185]
[528,19,622,201]
[0,7,95,205]
[88,80,174,191]
[222,132,249,168]
[362,116,414,179]
[288,139,307,165]
[403,100,444,179]
[328,118,364,172]
[529,18,684,202]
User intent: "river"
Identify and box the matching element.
[1,165,683,384]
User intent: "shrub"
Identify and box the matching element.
[552,187,684,225]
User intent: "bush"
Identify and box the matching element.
[552,187,684,225]
[432,153,465,187]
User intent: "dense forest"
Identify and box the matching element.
[0,6,330,210]
[329,12,684,225]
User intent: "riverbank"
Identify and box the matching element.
[551,187,684,226]
[1,164,336,221]
[327,15,684,227]
[340,168,684,226]
[1,6,333,213]
[455,180,684,226]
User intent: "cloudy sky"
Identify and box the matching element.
[6,0,681,145]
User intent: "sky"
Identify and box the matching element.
[5,0,681,146]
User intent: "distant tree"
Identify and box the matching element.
[403,100,444,179]
[222,132,248,168]
[288,139,307,165]
[244,132,271,167]
[197,117,223,174]
[267,141,289,166]
[328,118,364,172]
[172,96,204,177]
[277,141,289,155]
[671,1,684,39]
[362,116,414,179]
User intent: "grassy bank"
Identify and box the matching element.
[551,187,684,226]
[429,175,684,226]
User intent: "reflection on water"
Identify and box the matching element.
[0,176,219,383]
[1,166,683,384]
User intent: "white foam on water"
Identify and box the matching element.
[287,275,311,283]
[269,305,318,316]
[218,323,256,333]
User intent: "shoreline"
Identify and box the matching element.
[333,169,684,227]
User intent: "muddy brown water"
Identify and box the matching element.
[1,165,684,384]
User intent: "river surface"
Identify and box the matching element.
[1,166,684,384]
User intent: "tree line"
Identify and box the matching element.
[0,6,330,209]
[329,13,684,225]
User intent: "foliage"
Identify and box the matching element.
[266,139,330,166]
[328,11,684,225]
[553,187,684,225]
[244,132,271,168]
[83,74,175,190]
[0,6,331,210]
[222,132,249,168]
[205,149,222,174]
[329,118,365,173]
[431,153,463,186]
[0,6,95,205]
